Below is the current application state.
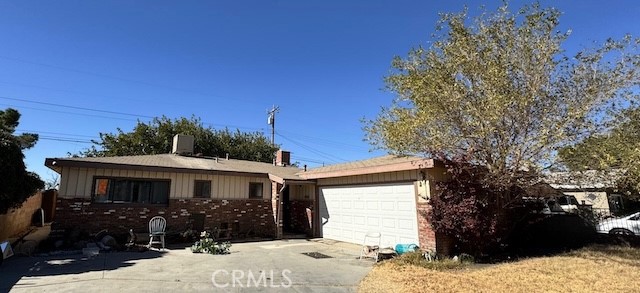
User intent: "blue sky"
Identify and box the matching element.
[1,1,639,181]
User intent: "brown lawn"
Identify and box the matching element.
[359,245,640,293]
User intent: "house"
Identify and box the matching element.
[45,135,447,250]
[545,170,626,216]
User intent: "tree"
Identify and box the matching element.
[79,116,278,163]
[363,2,640,254]
[0,108,44,214]
[559,107,640,197]
[365,2,640,192]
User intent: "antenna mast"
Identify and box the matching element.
[267,105,280,146]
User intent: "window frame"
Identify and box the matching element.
[91,176,171,205]
[193,180,212,198]
[248,182,264,199]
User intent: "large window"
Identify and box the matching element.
[93,177,170,204]
[194,180,211,198]
[249,182,263,199]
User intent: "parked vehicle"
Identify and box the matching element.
[556,195,579,213]
[596,212,640,236]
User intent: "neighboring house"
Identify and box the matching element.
[545,170,626,216]
[45,135,447,250]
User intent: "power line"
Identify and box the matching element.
[278,129,369,151]
[0,96,266,132]
[0,103,141,122]
[38,136,93,143]
[16,129,99,139]
[0,96,154,118]
[276,132,346,163]
[0,55,260,104]
[291,155,325,165]
[0,80,185,108]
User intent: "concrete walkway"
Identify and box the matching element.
[1,239,373,292]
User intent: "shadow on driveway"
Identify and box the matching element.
[0,250,165,291]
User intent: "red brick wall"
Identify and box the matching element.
[54,198,276,238]
[416,203,436,250]
[288,200,313,235]
[0,192,43,241]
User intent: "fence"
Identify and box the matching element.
[0,192,42,242]
[588,208,640,236]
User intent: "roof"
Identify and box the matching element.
[544,170,622,190]
[298,155,435,179]
[45,154,305,180]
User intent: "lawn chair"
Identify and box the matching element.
[148,216,166,250]
[359,232,381,262]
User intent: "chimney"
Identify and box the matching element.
[276,150,290,166]
[172,134,195,155]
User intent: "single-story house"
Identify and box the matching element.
[545,170,626,216]
[45,135,447,250]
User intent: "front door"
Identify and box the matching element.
[282,186,292,232]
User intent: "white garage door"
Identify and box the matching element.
[318,183,419,247]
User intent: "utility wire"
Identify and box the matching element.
[0,96,264,132]
[16,129,99,139]
[0,96,153,118]
[0,80,184,108]
[0,103,140,122]
[276,132,347,163]
[278,129,368,151]
[38,136,93,143]
[291,156,325,165]
[0,55,260,104]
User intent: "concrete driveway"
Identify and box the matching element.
[1,239,373,292]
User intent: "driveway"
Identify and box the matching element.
[1,239,373,292]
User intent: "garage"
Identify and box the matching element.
[318,183,419,247]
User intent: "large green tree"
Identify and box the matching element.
[559,107,640,197]
[364,2,640,254]
[0,108,44,214]
[365,2,640,193]
[80,116,278,163]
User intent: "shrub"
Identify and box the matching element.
[191,231,231,254]
[390,251,472,271]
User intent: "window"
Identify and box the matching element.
[249,182,263,199]
[92,177,170,204]
[194,180,211,198]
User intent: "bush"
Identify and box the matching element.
[191,231,231,254]
[390,251,472,271]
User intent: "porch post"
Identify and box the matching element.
[271,181,283,239]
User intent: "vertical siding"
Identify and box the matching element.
[58,167,273,200]
[59,167,70,197]
[289,184,315,200]
[66,167,79,197]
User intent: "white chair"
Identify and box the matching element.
[359,232,381,262]
[148,216,166,250]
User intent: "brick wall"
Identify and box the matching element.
[288,200,313,235]
[416,203,436,250]
[0,192,43,241]
[53,198,276,238]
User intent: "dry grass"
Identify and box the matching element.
[359,245,640,293]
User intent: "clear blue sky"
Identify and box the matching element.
[1,1,638,181]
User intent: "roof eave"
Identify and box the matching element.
[43,157,270,178]
[298,158,435,179]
